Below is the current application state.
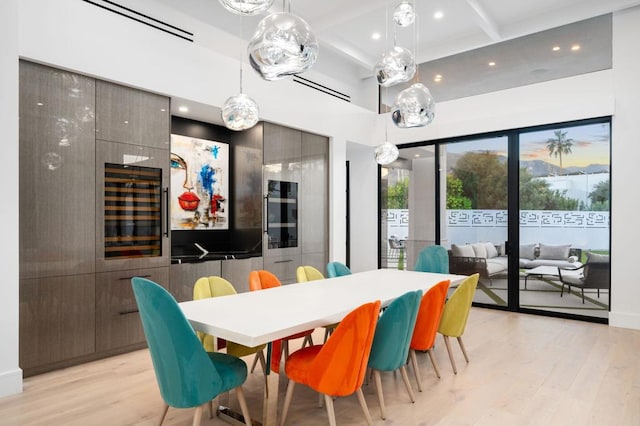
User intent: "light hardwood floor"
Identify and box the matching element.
[1,307,639,425]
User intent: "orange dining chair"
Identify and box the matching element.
[296,265,337,342]
[438,273,480,374]
[409,280,450,391]
[248,270,315,359]
[280,300,382,426]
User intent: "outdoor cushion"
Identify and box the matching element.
[539,243,570,260]
[519,244,537,260]
[586,252,609,263]
[452,244,475,258]
[484,242,498,258]
[471,243,488,259]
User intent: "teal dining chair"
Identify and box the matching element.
[367,290,422,420]
[414,245,449,273]
[131,277,252,426]
[326,261,352,278]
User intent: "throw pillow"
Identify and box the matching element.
[519,243,536,260]
[484,242,499,258]
[586,252,609,263]
[451,244,475,258]
[538,243,570,260]
[471,243,488,259]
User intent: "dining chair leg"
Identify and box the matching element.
[324,394,337,426]
[427,348,441,379]
[457,336,470,363]
[356,387,373,426]
[443,335,458,374]
[159,404,169,425]
[208,400,214,419]
[235,386,252,426]
[280,380,296,426]
[399,365,416,403]
[372,369,386,419]
[250,352,260,373]
[192,404,203,426]
[409,349,422,392]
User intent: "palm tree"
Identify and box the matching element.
[546,130,574,174]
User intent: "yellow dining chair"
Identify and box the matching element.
[296,265,338,342]
[438,273,480,374]
[193,276,268,401]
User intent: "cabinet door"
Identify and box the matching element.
[263,122,302,165]
[20,274,96,373]
[96,81,170,149]
[263,254,301,285]
[95,140,170,272]
[95,267,169,352]
[169,261,222,302]
[19,61,96,279]
[300,132,329,258]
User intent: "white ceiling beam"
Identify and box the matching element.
[465,0,502,42]
[311,0,390,32]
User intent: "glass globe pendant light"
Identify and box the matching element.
[393,1,415,27]
[222,93,260,131]
[222,17,260,131]
[374,141,399,165]
[247,12,319,81]
[391,82,435,128]
[374,46,416,87]
[218,0,274,16]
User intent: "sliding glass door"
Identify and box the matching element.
[518,121,610,319]
[381,117,611,322]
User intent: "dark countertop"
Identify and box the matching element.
[171,252,260,264]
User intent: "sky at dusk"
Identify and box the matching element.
[445,122,610,167]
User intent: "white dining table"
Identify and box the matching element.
[179,268,467,426]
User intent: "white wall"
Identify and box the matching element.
[0,0,23,398]
[610,6,640,329]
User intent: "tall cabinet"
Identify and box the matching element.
[19,61,170,375]
[262,122,329,283]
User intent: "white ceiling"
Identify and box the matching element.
[155,0,640,77]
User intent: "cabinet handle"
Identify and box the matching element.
[163,187,169,237]
[118,274,152,281]
[274,259,293,264]
[119,309,139,315]
[263,194,268,234]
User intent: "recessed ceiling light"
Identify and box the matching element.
[414,154,421,158]
[488,61,496,67]
[178,106,189,113]
[571,44,581,51]
[434,74,442,82]
[36,102,44,106]
[160,108,166,112]
[371,32,381,40]
[434,11,444,20]
[552,46,561,51]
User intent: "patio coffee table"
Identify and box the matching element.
[522,265,562,290]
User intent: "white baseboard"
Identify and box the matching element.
[0,368,23,398]
[609,311,640,330]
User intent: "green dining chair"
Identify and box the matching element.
[326,261,352,278]
[414,245,449,273]
[367,290,422,420]
[131,277,252,426]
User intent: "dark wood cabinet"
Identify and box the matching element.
[95,267,169,352]
[19,61,172,375]
[19,61,96,280]
[19,274,96,374]
[170,261,222,303]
